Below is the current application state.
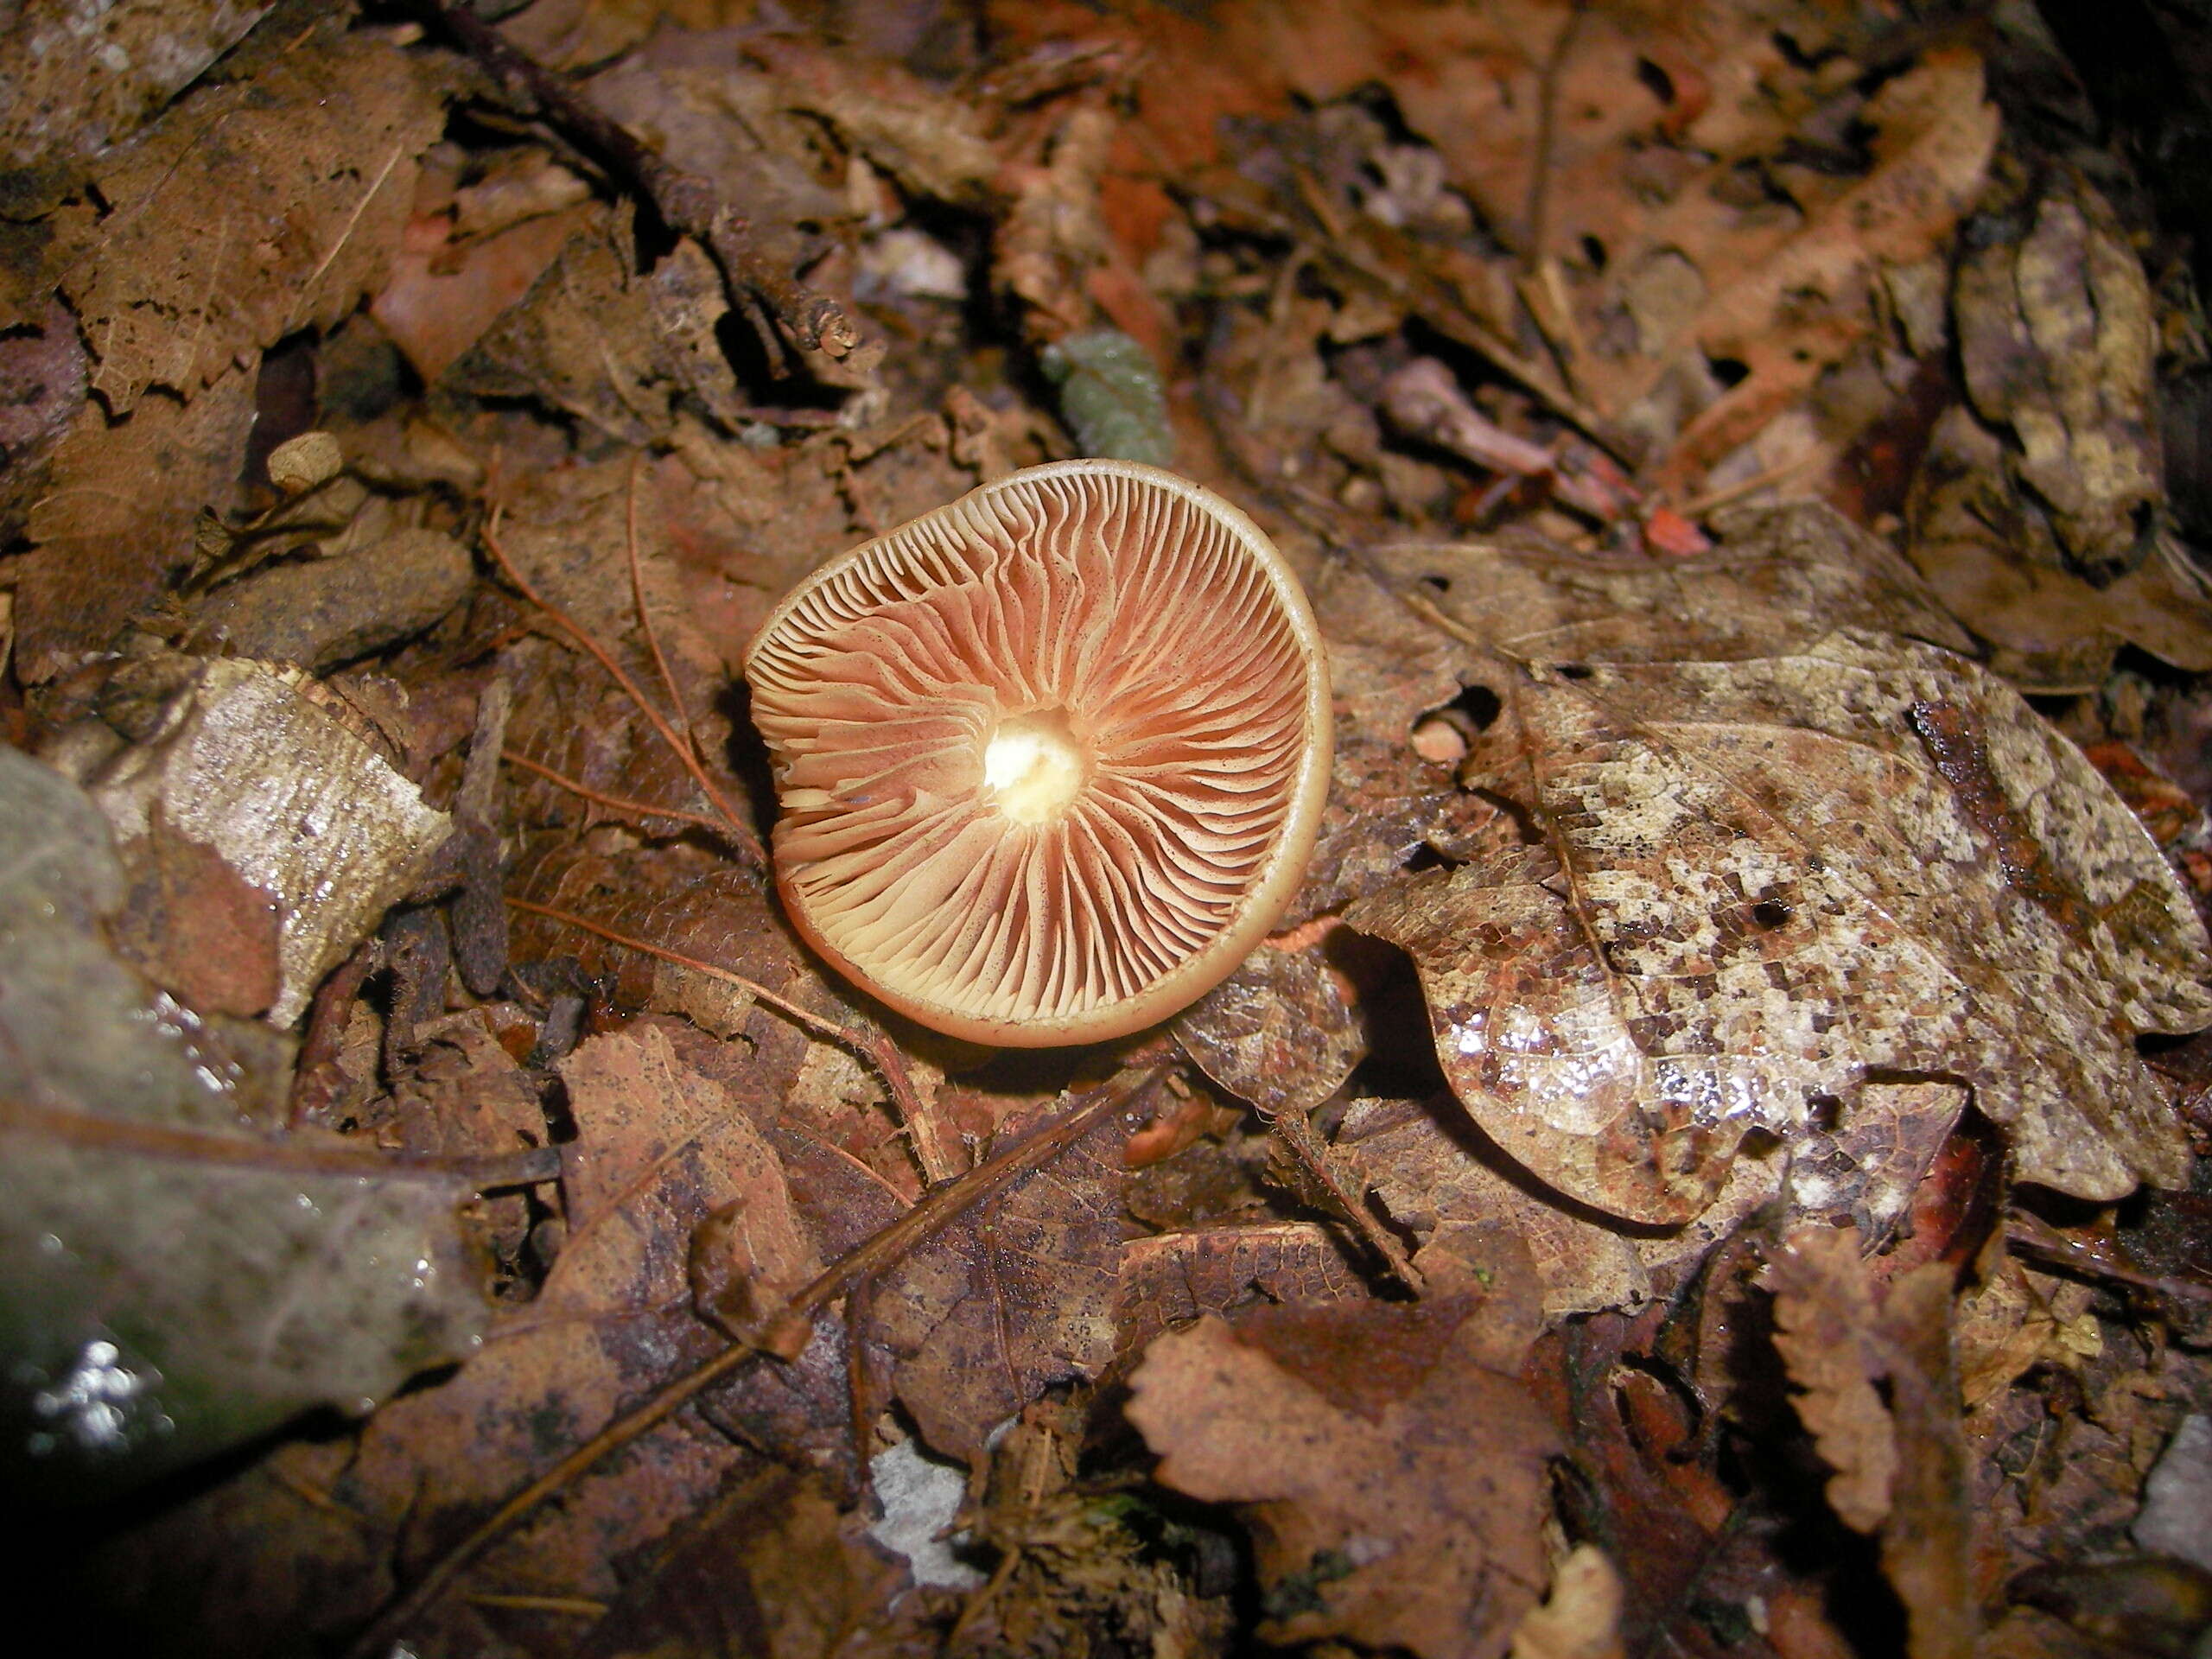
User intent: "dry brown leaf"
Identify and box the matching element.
[54,25,445,413]
[1338,1091,1796,1316]
[371,200,594,384]
[0,296,87,537]
[1172,939,1368,1119]
[1127,1229,1555,1659]
[188,527,474,672]
[1910,406,2212,691]
[106,809,283,1019]
[746,35,997,207]
[1767,1224,1976,1659]
[996,1,1992,485]
[16,367,253,680]
[1955,164,2160,577]
[1114,1221,1368,1363]
[442,214,749,444]
[0,2,271,167]
[551,1023,819,1325]
[1343,507,2212,1227]
[1360,500,1975,667]
[572,1464,913,1659]
[335,1023,812,1648]
[1629,48,1999,489]
[1769,1227,1898,1531]
[872,1099,1129,1465]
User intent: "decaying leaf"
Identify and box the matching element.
[443,213,752,445]
[873,1101,1128,1465]
[16,366,253,681]
[0,0,272,167]
[1345,505,2211,1227]
[1172,939,1368,1120]
[53,23,446,413]
[1115,1221,1367,1362]
[0,748,484,1501]
[1910,405,2212,692]
[334,1024,797,1649]
[1955,164,2161,578]
[570,1464,912,1659]
[74,656,454,1027]
[1767,1224,1975,1659]
[1128,1228,1554,1659]
[187,527,474,672]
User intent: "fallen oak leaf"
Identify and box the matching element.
[871,1096,1131,1465]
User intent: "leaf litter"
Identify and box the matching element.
[3,1,2212,1656]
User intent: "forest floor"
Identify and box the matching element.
[3,1,2212,1655]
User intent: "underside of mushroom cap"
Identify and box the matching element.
[744,459,1333,1046]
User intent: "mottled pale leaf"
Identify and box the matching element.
[87,658,454,1027]
[1345,505,2211,1225]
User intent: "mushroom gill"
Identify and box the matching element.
[743,459,1332,1046]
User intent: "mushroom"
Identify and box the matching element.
[743,459,1332,1046]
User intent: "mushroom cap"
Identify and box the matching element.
[743,458,1333,1046]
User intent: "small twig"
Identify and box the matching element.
[1265,1101,1425,1294]
[480,509,766,869]
[1677,449,1826,517]
[0,1096,562,1192]
[1524,0,1587,268]
[342,1065,1159,1659]
[413,0,857,360]
[2007,1212,2212,1305]
[505,896,938,1167]
[624,457,697,777]
[757,1065,1167,1353]
[461,1594,608,1618]
[500,748,734,840]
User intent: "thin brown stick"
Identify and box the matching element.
[461,1594,608,1618]
[1677,448,1825,517]
[500,749,733,840]
[759,1065,1166,1352]
[1266,1102,1424,1294]
[505,896,935,1162]
[0,1096,562,1191]
[624,457,697,781]
[480,509,766,868]
[413,0,857,360]
[2007,1214,2212,1304]
[1524,0,1587,268]
[341,1065,1158,1659]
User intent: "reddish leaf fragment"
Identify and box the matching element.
[1767,1225,1975,1659]
[873,1099,1128,1465]
[1128,1230,1554,1659]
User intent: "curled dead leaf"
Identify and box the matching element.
[1345,509,2209,1227]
